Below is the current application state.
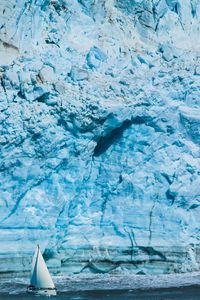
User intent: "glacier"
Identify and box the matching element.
[0,0,200,277]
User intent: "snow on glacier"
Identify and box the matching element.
[0,0,200,276]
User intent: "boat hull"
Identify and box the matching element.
[27,286,57,296]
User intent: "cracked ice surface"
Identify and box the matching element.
[0,0,200,276]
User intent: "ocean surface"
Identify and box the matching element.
[1,287,200,300]
[1,273,200,299]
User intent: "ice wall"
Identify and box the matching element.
[0,0,200,276]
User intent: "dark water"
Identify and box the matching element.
[1,287,200,300]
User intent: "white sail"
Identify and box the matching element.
[30,245,55,289]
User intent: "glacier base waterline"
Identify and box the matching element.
[1,272,200,295]
[1,244,200,276]
[0,0,200,276]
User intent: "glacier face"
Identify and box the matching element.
[0,0,200,276]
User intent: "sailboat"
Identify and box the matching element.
[27,245,57,296]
